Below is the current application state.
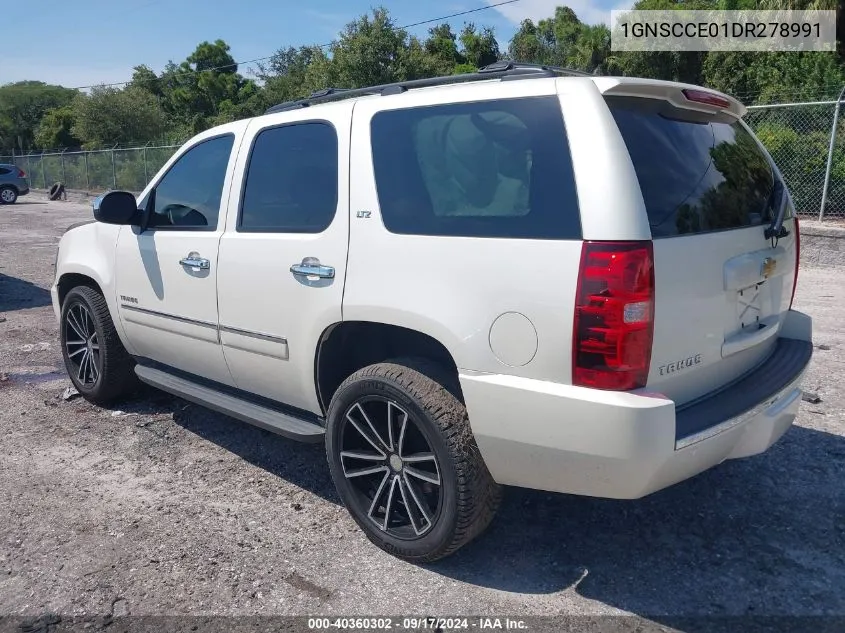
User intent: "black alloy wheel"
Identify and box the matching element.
[339,396,443,538]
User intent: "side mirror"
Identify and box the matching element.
[93,191,142,226]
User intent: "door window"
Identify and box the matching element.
[147,134,235,230]
[238,122,338,233]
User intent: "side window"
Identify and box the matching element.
[239,122,338,233]
[147,134,234,230]
[370,96,581,240]
[0,167,10,175]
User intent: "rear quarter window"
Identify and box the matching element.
[370,96,581,240]
[607,97,776,238]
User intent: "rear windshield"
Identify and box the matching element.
[607,97,775,238]
[370,96,581,240]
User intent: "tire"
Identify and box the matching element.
[325,358,501,562]
[49,183,65,201]
[60,285,138,405]
[0,185,17,204]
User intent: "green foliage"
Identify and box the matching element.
[257,46,327,104]
[0,81,78,151]
[453,63,479,75]
[34,105,81,149]
[129,65,161,96]
[160,40,246,122]
[511,7,606,73]
[71,86,169,148]
[253,7,500,108]
[459,24,500,69]
[703,51,845,102]
[1,1,843,217]
[753,121,845,215]
[330,7,409,86]
[426,24,463,75]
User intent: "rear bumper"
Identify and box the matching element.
[18,184,29,196]
[461,310,813,500]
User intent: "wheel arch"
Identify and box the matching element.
[315,320,462,414]
[57,271,104,307]
[55,264,136,356]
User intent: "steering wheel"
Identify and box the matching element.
[158,203,208,227]
[158,203,185,226]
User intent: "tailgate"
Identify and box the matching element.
[606,94,798,406]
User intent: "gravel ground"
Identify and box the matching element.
[1,195,843,627]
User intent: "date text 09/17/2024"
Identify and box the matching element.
[307,617,529,630]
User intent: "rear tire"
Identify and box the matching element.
[0,185,17,204]
[60,286,138,405]
[325,358,501,562]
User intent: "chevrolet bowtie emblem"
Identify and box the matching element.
[761,257,777,279]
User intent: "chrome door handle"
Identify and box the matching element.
[290,257,334,279]
[179,252,210,270]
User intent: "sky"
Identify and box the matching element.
[1,0,627,89]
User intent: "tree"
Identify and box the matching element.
[330,7,409,87]
[572,24,611,74]
[606,0,716,83]
[129,65,162,97]
[510,19,554,66]
[2,4,842,157]
[0,81,78,151]
[605,0,844,97]
[425,24,463,74]
[210,79,267,126]
[459,24,500,69]
[399,35,443,81]
[187,39,238,73]
[34,106,81,149]
[257,46,329,105]
[508,8,609,73]
[148,39,256,133]
[71,86,169,147]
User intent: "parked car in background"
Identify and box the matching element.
[0,164,29,204]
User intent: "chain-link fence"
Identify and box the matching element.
[2,90,844,219]
[0,144,181,194]
[737,92,845,221]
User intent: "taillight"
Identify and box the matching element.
[789,217,800,309]
[573,241,655,391]
[17,168,26,178]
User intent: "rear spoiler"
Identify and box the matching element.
[591,77,746,119]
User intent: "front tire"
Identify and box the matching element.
[0,186,17,204]
[325,359,501,562]
[60,286,138,405]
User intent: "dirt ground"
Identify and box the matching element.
[1,194,844,627]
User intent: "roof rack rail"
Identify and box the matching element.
[309,87,351,98]
[264,61,592,115]
[479,60,592,77]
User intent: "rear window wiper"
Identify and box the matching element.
[763,176,789,245]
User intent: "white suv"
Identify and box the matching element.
[52,62,813,562]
